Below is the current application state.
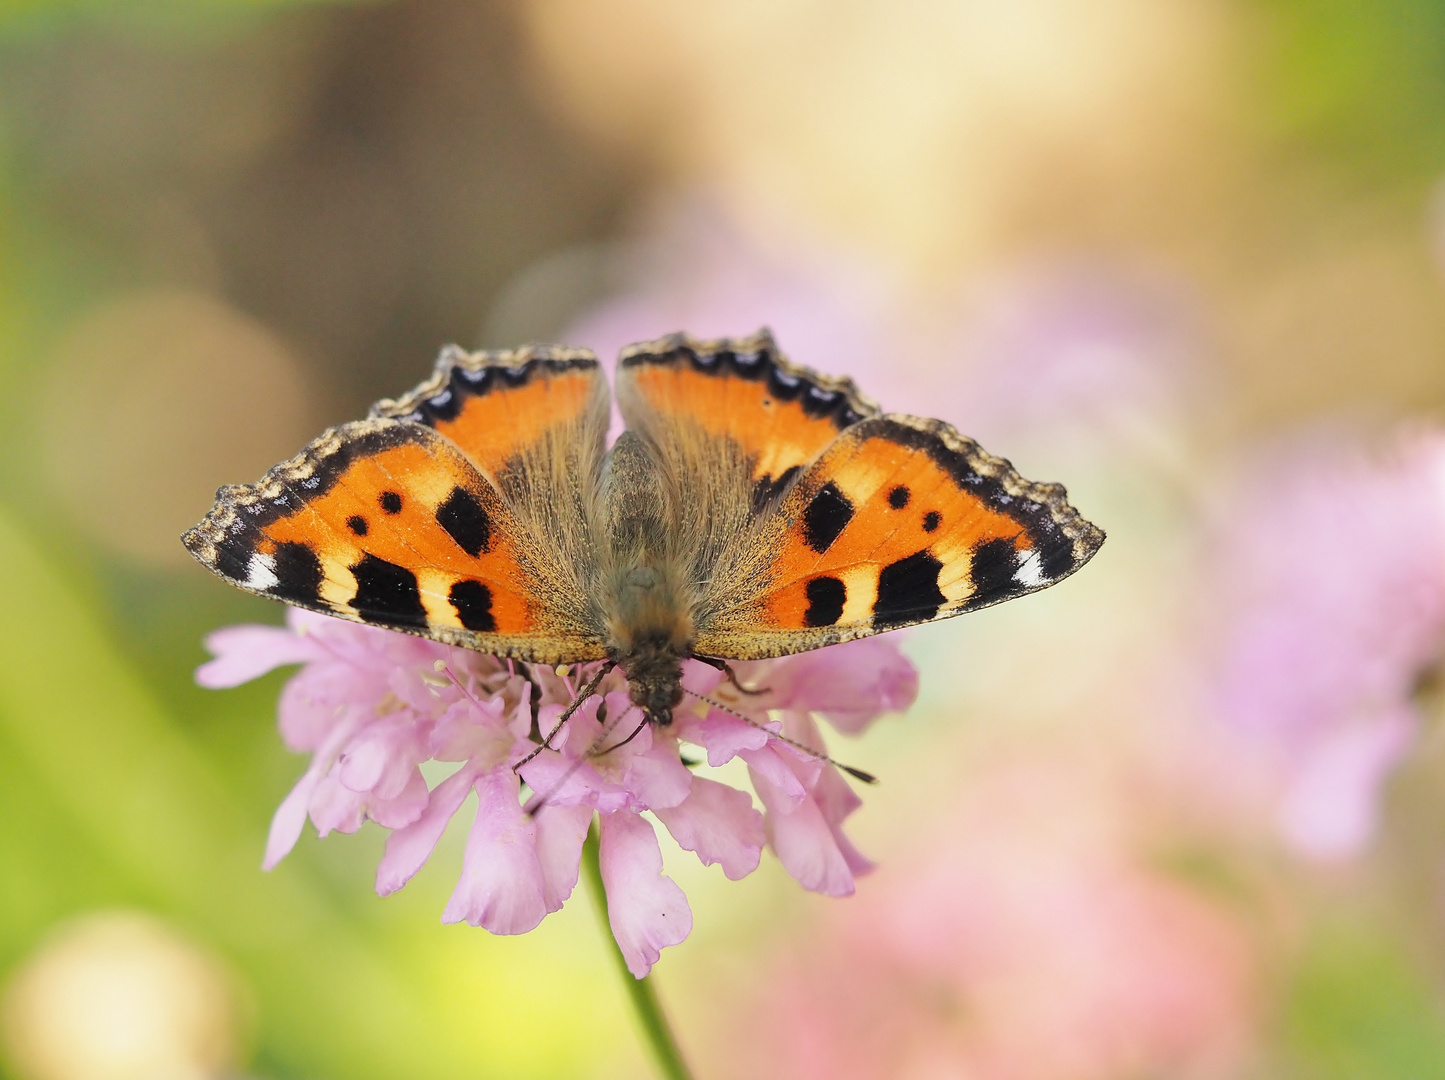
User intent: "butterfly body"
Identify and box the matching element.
[185,331,1105,725]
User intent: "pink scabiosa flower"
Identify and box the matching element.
[197,608,916,975]
[1206,431,1445,860]
[714,760,1258,1080]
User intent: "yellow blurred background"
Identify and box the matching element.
[3,0,1445,1077]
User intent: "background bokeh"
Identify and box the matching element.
[3,1,1445,1077]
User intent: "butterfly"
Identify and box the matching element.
[184,330,1104,725]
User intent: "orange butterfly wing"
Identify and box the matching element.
[693,415,1105,658]
[184,347,612,663]
[616,329,880,512]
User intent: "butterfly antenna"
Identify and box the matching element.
[513,662,615,774]
[685,690,879,785]
[522,701,643,817]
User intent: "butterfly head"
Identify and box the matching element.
[613,629,686,726]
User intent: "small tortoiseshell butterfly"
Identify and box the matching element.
[184,330,1104,724]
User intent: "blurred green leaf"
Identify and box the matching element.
[1282,919,1445,1079]
[1253,0,1445,182]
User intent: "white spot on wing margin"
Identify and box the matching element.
[1013,549,1047,588]
[245,551,279,591]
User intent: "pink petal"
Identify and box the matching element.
[768,638,918,734]
[278,664,384,750]
[810,763,874,877]
[367,768,430,830]
[741,744,809,807]
[536,804,594,910]
[751,767,856,897]
[599,811,693,977]
[339,720,428,799]
[197,624,321,688]
[443,770,548,934]
[679,659,725,696]
[518,752,631,813]
[620,726,694,810]
[376,764,480,895]
[262,765,323,870]
[654,776,765,880]
[308,770,366,837]
[677,710,770,767]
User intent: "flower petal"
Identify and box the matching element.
[262,764,323,870]
[751,765,856,897]
[536,804,594,910]
[599,811,692,977]
[766,637,918,734]
[654,776,765,880]
[677,710,770,767]
[197,624,321,688]
[308,770,367,837]
[376,764,480,896]
[443,770,548,934]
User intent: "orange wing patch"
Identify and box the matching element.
[371,344,607,480]
[616,330,880,506]
[694,415,1104,658]
[183,418,608,662]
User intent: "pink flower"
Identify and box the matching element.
[198,609,916,976]
[711,761,1258,1080]
[1206,431,1445,860]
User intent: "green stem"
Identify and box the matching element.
[582,818,695,1080]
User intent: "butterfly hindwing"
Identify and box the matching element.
[616,330,880,514]
[693,414,1105,659]
[183,418,609,662]
[370,343,610,487]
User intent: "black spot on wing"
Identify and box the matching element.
[436,486,491,557]
[751,464,803,516]
[379,491,403,514]
[272,541,324,604]
[967,538,1023,606]
[846,417,1103,578]
[923,510,941,532]
[803,576,847,627]
[802,482,854,554]
[888,485,911,509]
[449,579,496,632]
[350,553,428,627]
[873,550,946,628]
[346,515,368,536]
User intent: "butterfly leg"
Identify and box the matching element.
[694,655,768,696]
[513,660,615,773]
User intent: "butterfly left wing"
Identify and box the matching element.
[693,414,1105,659]
[183,418,609,663]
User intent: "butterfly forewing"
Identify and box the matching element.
[184,419,609,664]
[692,414,1105,659]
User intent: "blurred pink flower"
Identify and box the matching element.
[720,763,1257,1080]
[1207,432,1445,860]
[198,609,915,975]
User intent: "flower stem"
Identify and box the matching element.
[582,819,695,1080]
